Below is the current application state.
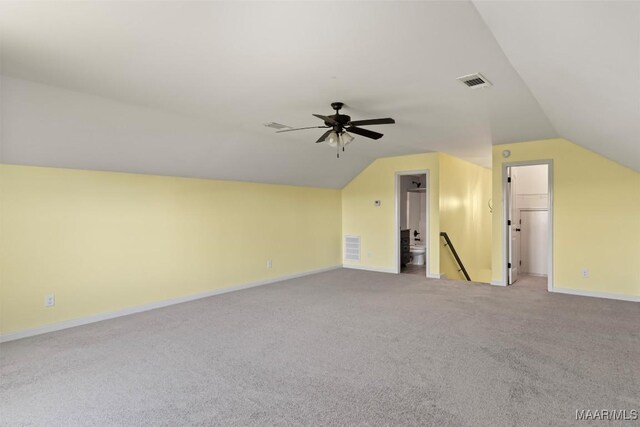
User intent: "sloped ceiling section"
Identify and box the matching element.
[474,1,640,171]
[1,1,558,187]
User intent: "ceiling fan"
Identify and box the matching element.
[275,102,395,158]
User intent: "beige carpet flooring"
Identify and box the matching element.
[1,269,638,426]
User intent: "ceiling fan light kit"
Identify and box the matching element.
[327,131,354,147]
[326,131,338,147]
[274,102,395,158]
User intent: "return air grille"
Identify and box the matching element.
[457,73,492,89]
[344,235,361,262]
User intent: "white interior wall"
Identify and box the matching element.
[513,165,549,276]
[408,192,422,244]
[418,192,426,246]
[521,210,548,276]
[515,164,548,194]
[400,176,413,230]
[404,175,426,246]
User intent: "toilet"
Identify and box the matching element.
[410,245,426,265]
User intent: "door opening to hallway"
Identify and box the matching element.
[505,163,552,290]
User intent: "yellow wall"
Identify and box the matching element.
[0,165,342,334]
[492,138,640,297]
[341,153,440,275]
[439,154,492,283]
[6,138,635,336]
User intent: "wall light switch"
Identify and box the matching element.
[267,259,272,269]
[45,294,55,307]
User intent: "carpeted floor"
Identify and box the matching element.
[1,269,638,426]
[512,274,548,290]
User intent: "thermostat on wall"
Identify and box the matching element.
[374,200,381,207]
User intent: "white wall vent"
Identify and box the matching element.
[344,235,361,262]
[457,73,492,89]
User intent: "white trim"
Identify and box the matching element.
[342,264,396,274]
[502,160,554,291]
[427,273,445,279]
[394,170,430,278]
[502,164,509,285]
[551,287,640,303]
[490,280,507,287]
[0,265,342,343]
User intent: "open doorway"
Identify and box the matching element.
[504,162,553,291]
[395,171,429,277]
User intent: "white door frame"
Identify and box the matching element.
[502,160,554,291]
[394,170,430,277]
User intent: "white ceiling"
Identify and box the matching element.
[0,1,633,188]
[474,1,640,172]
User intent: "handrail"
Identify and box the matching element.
[440,232,471,281]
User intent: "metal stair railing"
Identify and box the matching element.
[440,232,471,281]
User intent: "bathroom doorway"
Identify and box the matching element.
[395,171,429,277]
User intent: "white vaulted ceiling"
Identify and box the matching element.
[474,1,640,172]
[0,1,635,187]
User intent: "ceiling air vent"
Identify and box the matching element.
[264,122,291,130]
[457,73,492,89]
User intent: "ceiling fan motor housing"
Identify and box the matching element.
[326,101,350,129]
[325,114,351,129]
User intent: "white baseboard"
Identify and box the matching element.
[342,264,396,274]
[551,287,639,303]
[490,280,507,286]
[427,273,445,279]
[0,265,342,343]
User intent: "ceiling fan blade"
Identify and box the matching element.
[347,126,383,140]
[316,129,333,143]
[312,114,339,126]
[348,118,395,126]
[276,126,328,133]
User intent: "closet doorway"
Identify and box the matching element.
[503,162,553,291]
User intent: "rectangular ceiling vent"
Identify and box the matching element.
[344,235,361,262]
[263,122,291,130]
[457,73,492,89]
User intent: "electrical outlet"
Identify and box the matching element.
[44,294,55,307]
[581,269,589,278]
[266,259,272,269]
